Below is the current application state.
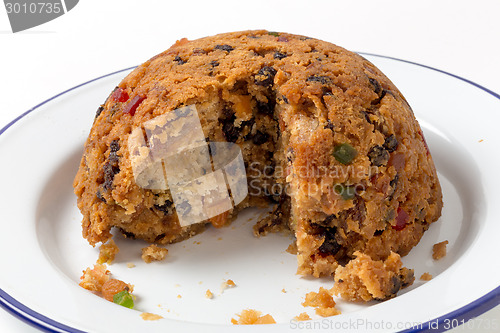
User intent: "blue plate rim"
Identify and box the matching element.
[0,55,498,332]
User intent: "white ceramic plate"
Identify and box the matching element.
[0,55,499,333]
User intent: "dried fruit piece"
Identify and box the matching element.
[384,134,398,152]
[214,44,234,52]
[333,143,357,165]
[209,211,229,228]
[123,95,146,116]
[111,87,129,103]
[334,184,356,200]
[307,75,332,84]
[102,279,133,301]
[318,226,341,256]
[113,290,134,309]
[174,55,186,65]
[103,140,120,191]
[388,152,405,172]
[393,208,409,231]
[251,130,269,145]
[255,66,277,86]
[95,105,104,118]
[368,145,390,166]
[273,51,287,60]
[368,77,382,95]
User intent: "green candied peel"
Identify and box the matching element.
[334,184,356,200]
[113,290,135,309]
[268,31,280,37]
[333,143,357,165]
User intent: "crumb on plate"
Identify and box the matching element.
[294,312,311,321]
[302,287,341,317]
[432,240,448,260]
[79,264,110,292]
[420,272,433,281]
[205,289,214,299]
[231,309,276,325]
[127,262,136,268]
[140,312,164,321]
[286,241,297,254]
[141,244,168,263]
[221,279,236,293]
[97,239,119,265]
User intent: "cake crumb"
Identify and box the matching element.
[97,239,119,265]
[177,294,182,299]
[294,312,311,321]
[432,240,448,260]
[281,288,287,293]
[79,264,110,292]
[141,244,168,263]
[205,289,214,299]
[420,272,433,281]
[221,279,236,293]
[126,262,136,268]
[479,139,484,142]
[140,313,164,321]
[286,241,297,254]
[231,309,276,325]
[217,237,223,241]
[302,287,341,317]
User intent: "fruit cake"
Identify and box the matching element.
[73,30,443,301]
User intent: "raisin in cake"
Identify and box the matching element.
[74,30,443,301]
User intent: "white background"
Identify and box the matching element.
[0,0,499,332]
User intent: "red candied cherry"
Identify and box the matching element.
[111,87,129,103]
[393,207,409,231]
[123,95,146,116]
